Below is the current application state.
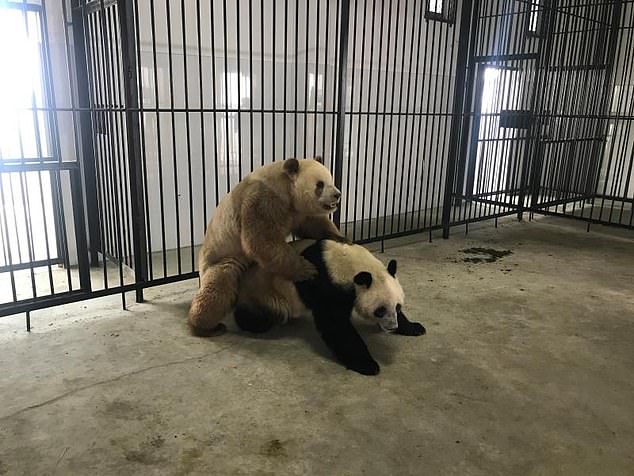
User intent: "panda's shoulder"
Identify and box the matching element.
[299,241,347,288]
[320,240,385,285]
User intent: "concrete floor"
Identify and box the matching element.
[1,216,633,475]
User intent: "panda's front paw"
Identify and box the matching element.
[346,358,380,376]
[396,321,426,336]
[395,311,426,336]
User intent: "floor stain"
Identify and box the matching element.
[179,447,204,475]
[150,435,165,448]
[124,449,161,465]
[101,399,152,421]
[260,439,286,457]
[460,248,513,263]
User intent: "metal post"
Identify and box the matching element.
[332,0,351,228]
[441,0,478,239]
[118,0,148,303]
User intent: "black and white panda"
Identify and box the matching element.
[235,239,426,375]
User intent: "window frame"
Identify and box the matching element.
[425,0,456,25]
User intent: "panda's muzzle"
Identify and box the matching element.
[322,189,341,211]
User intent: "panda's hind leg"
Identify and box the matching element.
[188,257,248,336]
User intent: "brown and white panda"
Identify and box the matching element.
[235,239,426,375]
[188,158,347,336]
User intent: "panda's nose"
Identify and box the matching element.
[333,191,341,201]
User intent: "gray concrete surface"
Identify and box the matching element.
[1,216,633,476]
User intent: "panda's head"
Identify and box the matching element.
[352,259,404,332]
[283,157,341,216]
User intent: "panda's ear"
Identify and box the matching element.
[283,158,300,176]
[313,156,323,164]
[353,271,372,288]
[387,259,397,277]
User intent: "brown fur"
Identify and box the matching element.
[188,158,345,334]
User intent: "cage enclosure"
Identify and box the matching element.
[0,0,632,326]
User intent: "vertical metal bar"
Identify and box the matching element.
[146,0,167,277]
[70,2,101,266]
[222,0,231,192]
[102,4,126,308]
[210,0,221,205]
[165,0,182,276]
[417,19,437,230]
[435,10,458,227]
[92,7,116,290]
[0,174,18,302]
[442,0,478,238]
[352,0,369,240]
[374,0,394,237]
[236,0,244,172]
[386,0,409,235]
[272,0,276,160]
[396,0,423,234]
[38,0,71,284]
[426,18,442,233]
[313,0,321,156]
[85,9,110,289]
[328,0,342,170]
[181,0,195,272]
[303,0,311,159]
[321,0,332,161]
[110,6,133,271]
[380,0,403,239]
[249,0,254,171]
[69,167,92,293]
[343,0,358,239]
[132,0,153,280]
[119,0,149,302]
[21,7,52,296]
[294,0,300,158]
[411,6,432,230]
[284,0,289,159]
[528,0,560,211]
[261,0,265,165]
[332,0,351,228]
[589,0,625,221]
[367,0,386,239]
[196,0,207,236]
[18,172,38,298]
[359,0,377,240]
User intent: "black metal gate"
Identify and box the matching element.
[1,0,632,326]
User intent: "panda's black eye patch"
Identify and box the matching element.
[396,304,402,313]
[316,180,325,189]
[374,306,387,318]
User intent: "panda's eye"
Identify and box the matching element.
[374,306,387,318]
[396,304,402,313]
[316,180,325,189]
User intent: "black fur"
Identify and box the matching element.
[394,311,426,336]
[296,241,380,375]
[234,306,279,333]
